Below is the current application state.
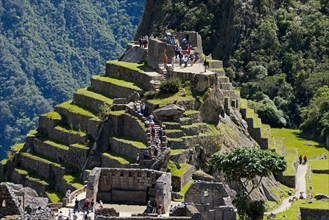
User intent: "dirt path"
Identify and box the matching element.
[267,164,308,214]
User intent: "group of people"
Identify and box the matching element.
[299,155,308,165]
[174,44,201,68]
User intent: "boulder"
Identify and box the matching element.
[313,153,327,160]
[153,104,185,120]
[119,46,147,63]
[315,194,329,200]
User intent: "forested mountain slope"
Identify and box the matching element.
[136,0,329,143]
[0,0,145,159]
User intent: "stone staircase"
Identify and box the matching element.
[239,98,269,149]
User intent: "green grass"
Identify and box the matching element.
[10,143,25,152]
[26,175,49,185]
[109,110,126,116]
[170,149,187,155]
[311,173,329,195]
[234,90,240,95]
[44,139,69,150]
[15,168,28,175]
[275,200,329,220]
[240,98,248,109]
[42,111,62,120]
[184,110,199,115]
[1,159,8,166]
[21,152,63,168]
[166,129,183,133]
[167,137,184,142]
[174,180,194,202]
[112,136,147,149]
[103,152,131,165]
[310,159,329,170]
[106,60,148,73]
[254,117,262,128]
[169,160,192,176]
[55,125,86,137]
[271,128,328,175]
[56,101,96,118]
[26,129,38,137]
[46,190,65,203]
[63,174,84,189]
[92,75,143,91]
[200,123,221,136]
[246,108,254,118]
[70,143,89,150]
[148,87,194,107]
[76,88,114,104]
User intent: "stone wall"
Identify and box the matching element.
[147,38,175,69]
[185,181,236,220]
[109,137,145,161]
[176,31,203,54]
[300,208,329,220]
[106,63,153,90]
[90,77,144,99]
[96,217,192,220]
[122,114,148,143]
[86,168,171,213]
[38,115,62,134]
[0,183,22,218]
[172,165,195,191]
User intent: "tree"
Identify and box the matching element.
[211,147,287,220]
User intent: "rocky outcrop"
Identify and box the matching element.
[153,104,185,120]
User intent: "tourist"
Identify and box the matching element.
[186,45,191,55]
[158,202,163,215]
[303,155,308,164]
[99,200,104,209]
[184,55,189,68]
[179,51,183,66]
[144,149,150,160]
[154,147,159,160]
[90,199,95,212]
[151,126,156,140]
[148,114,154,122]
[174,45,180,59]
[74,198,79,213]
[136,153,140,163]
[158,127,163,142]
[82,199,90,215]
[141,102,146,115]
[146,200,153,213]
[299,155,302,165]
[137,105,141,114]
[151,200,157,213]
[57,211,64,220]
[204,59,210,72]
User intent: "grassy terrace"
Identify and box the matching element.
[246,108,254,118]
[240,98,248,109]
[254,117,262,128]
[103,152,132,165]
[275,200,329,220]
[43,139,69,150]
[56,101,96,118]
[148,87,194,107]
[106,60,149,73]
[46,190,64,203]
[26,129,38,138]
[312,173,329,195]
[15,168,28,175]
[170,149,187,155]
[271,128,328,175]
[199,123,221,136]
[55,125,86,137]
[75,88,114,104]
[70,143,89,150]
[175,180,194,202]
[112,136,147,149]
[41,111,62,120]
[109,110,126,116]
[184,110,199,115]
[21,152,63,168]
[169,160,192,176]
[63,174,84,189]
[92,75,143,91]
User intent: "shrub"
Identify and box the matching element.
[159,78,181,94]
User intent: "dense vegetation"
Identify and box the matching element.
[137,0,329,142]
[0,0,145,159]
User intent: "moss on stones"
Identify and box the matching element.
[92,75,143,91]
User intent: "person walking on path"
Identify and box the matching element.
[299,155,302,164]
[303,155,308,164]
[74,198,79,213]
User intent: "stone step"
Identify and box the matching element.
[179,117,194,125]
[73,88,114,114]
[166,129,185,138]
[183,110,201,123]
[101,151,133,168]
[91,75,144,99]
[19,152,66,180]
[109,136,147,160]
[167,137,187,149]
[48,125,86,146]
[218,76,230,84]
[181,123,209,136]
[219,83,233,90]
[38,111,63,134]
[54,101,100,133]
[162,121,181,130]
